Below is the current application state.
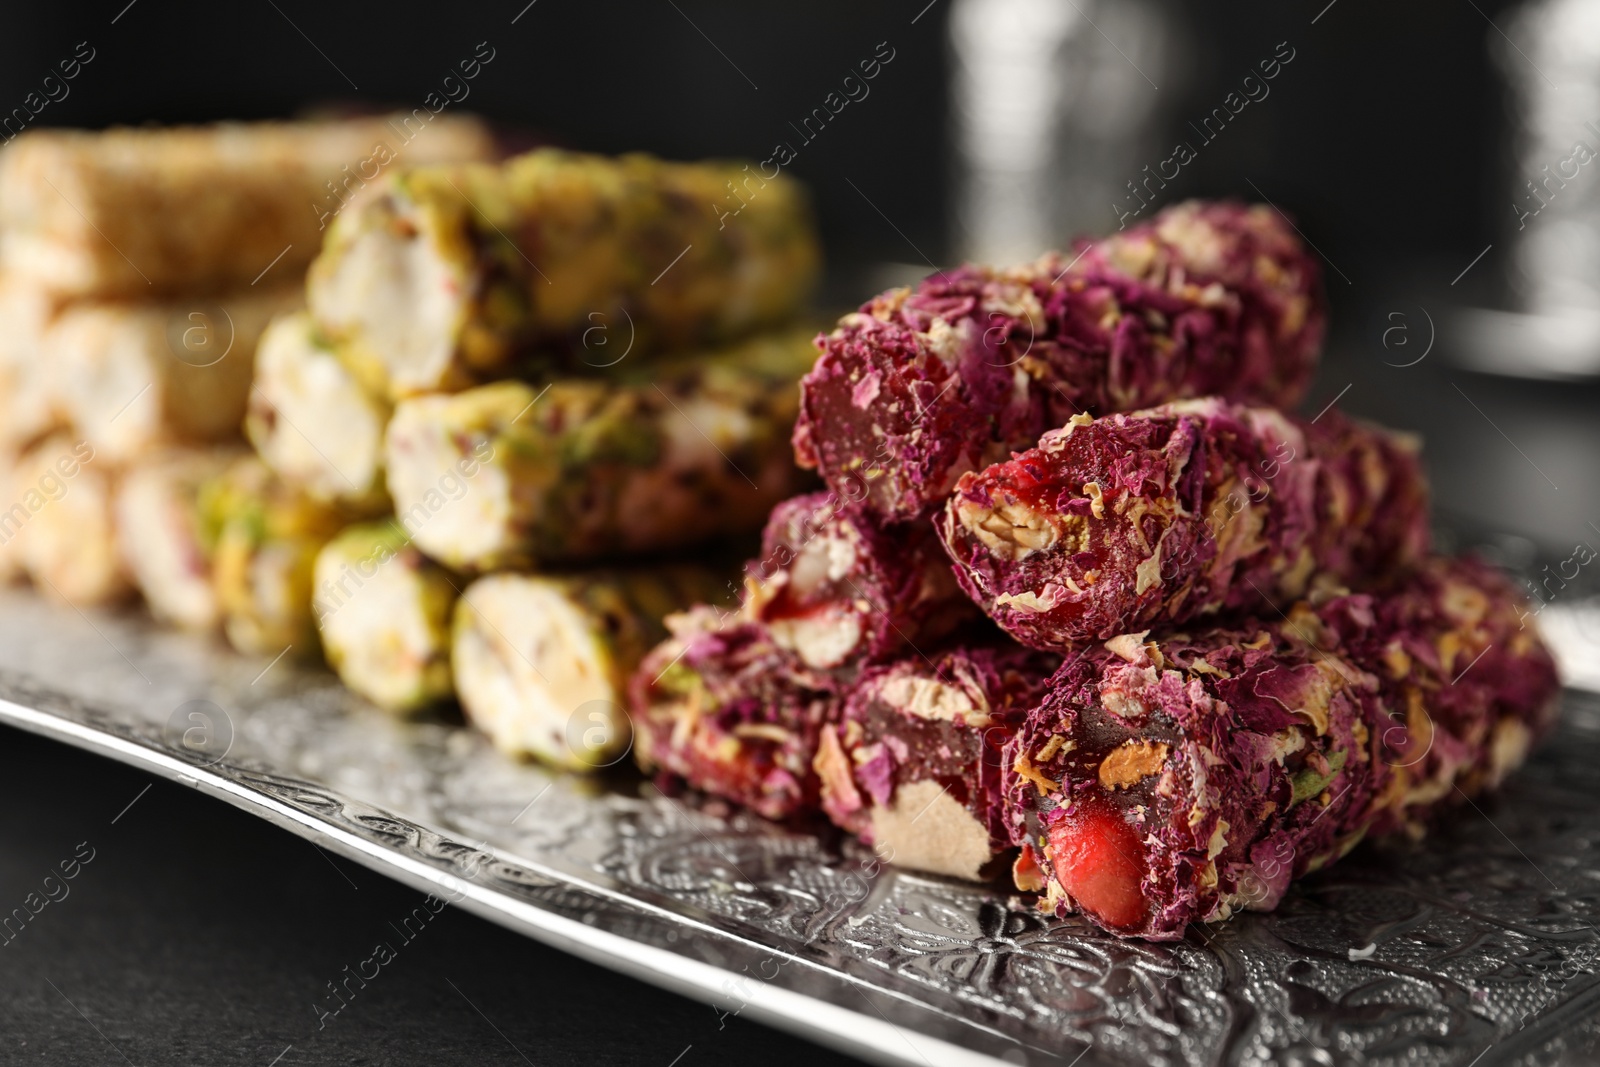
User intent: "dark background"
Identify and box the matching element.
[0,2,1595,1063]
[0,0,1521,284]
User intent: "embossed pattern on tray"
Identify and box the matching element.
[0,588,1595,1067]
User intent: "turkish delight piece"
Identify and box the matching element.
[941,399,1430,648]
[1004,556,1560,939]
[629,608,841,820]
[795,201,1325,521]
[743,492,980,671]
[817,644,1059,879]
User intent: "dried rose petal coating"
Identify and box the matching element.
[742,492,980,671]
[629,607,841,820]
[940,399,1431,648]
[794,201,1325,522]
[816,644,1058,880]
[1004,555,1560,939]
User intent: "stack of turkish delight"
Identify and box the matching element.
[255,146,825,770]
[0,115,495,623]
[628,201,1561,940]
[0,122,830,774]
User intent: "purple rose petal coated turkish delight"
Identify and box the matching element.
[629,608,841,820]
[1003,555,1560,940]
[794,200,1326,522]
[816,644,1059,880]
[940,398,1431,648]
[742,492,981,671]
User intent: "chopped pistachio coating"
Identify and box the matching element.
[1004,556,1560,939]
[385,328,814,572]
[198,457,363,656]
[115,446,243,630]
[0,114,495,299]
[49,286,301,464]
[795,201,1325,521]
[743,491,979,671]
[309,148,820,399]
[246,311,390,507]
[313,521,458,714]
[629,607,842,819]
[817,644,1059,880]
[14,435,129,607]
[452,565,726,769]
[941,399,1431,647]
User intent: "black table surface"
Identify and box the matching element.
[0,724,859,1066]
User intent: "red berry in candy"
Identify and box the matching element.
[1046,803,1149,931]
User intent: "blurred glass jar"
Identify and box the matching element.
[1453,0,1600,378]
[948,0,1175,263]
[1502,0,1600,315]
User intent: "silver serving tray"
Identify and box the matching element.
[1,586,1597,1067]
